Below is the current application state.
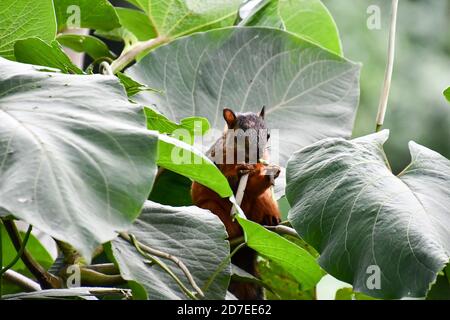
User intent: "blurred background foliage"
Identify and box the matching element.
[324,0,450,173]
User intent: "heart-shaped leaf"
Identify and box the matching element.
[0,58,157,260]
[0,0,56,60]
[444,87,450,103]
[241,0,342,55]
[286,130,450,299]
[108,201,231,300]
[128,27,360,166]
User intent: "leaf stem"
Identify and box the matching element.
[127,234,199,300]
[375,0,399,132]
[110,36,169,74]
[202,242,246,294]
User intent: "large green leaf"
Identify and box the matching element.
[0,0,56,60]
[241,0,342,55]
[286,130,450,299]
[128,27,360,166]
[129,0,242,38]
[54,0,120,32]
[0,58,157,260]
[108,201,231,300]
[237,217,324,291]
[14,38,83,74]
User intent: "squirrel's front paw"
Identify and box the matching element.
[236,163,257,177]
[264,164,281,186]
[262,214,281,226]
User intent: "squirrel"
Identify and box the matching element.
[191,107,281,300]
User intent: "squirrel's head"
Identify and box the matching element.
[222,106,270,163]
[222,106,266,131]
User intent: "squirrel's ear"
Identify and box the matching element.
[259,106,265,119]
[223,108,237,128]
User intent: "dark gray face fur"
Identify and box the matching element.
[234,112,267,131]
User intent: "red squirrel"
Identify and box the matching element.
[191,107,281,299]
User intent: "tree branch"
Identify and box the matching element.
[375,0,399,131]
[110,36,169,74]
[3,270,41,292]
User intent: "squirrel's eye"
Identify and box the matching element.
[267,133,271,140]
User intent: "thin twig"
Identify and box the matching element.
[375,0,399,132]
[127,234,198,300]
[202,242,246,293]
[264,225,299,238]
[0,225,33,276]
[110,36,169,74]
[229,173,249,217]
[2,219,60,289]
[120,232,204,298]
[3,270,41,292]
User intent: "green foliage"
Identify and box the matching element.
[286,130,450,299]
[128,26,360,166]
[237,217,324,291]
[324,0,450,173]
[56,34,115,60]
[444,87,450,103]
[0,58,157,260]
[115,7,157,41]
[117,73,156,97]
[0,0,448,301]
[145,108,210,140]
[0,0,56,60]
[242,0,342,55]
[108,201,231,299]
[149,170,193,207]
[127,0,242,38]
[14,38,83,74]
[258,257,316,300]
[53,0,120,32]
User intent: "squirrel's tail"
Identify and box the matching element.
[229,247,264,300]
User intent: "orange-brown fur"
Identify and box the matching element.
[191,108,281,300]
